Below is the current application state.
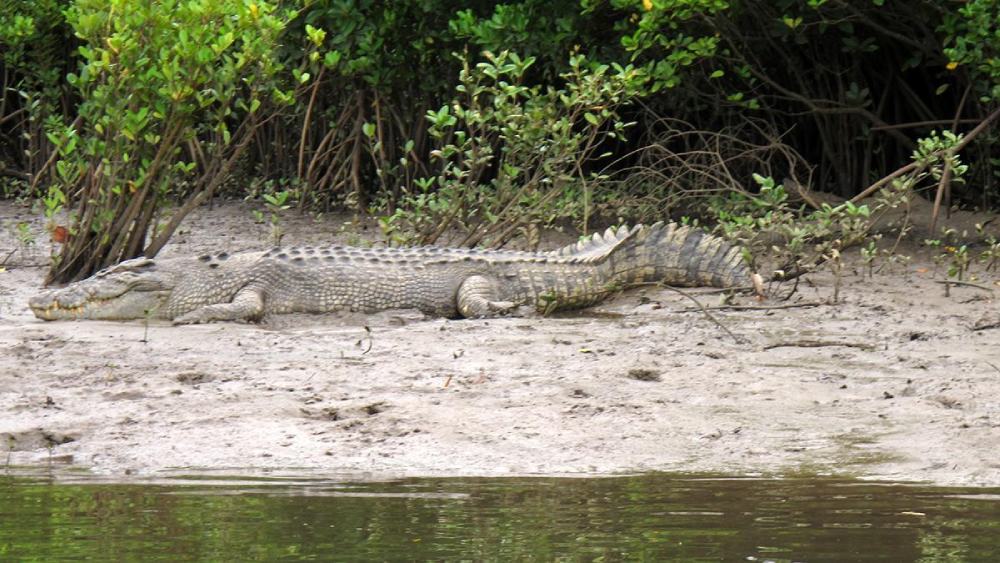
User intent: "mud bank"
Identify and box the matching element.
[2,201,998,486]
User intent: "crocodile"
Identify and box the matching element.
[29,222,750,324]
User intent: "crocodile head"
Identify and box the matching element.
[30,258,177,321]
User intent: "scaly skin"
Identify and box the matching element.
[29,222,750,324]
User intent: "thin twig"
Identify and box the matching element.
[657,285,744,344]
[870,119,980,131]
[628,281,756,295]
[933,280,995,292]
[779,273,802,301]
[678,285,757,295]
[679,302,823,313]
[972,319,1000,332]
[851,106,1000,204]
[0,249,16,267]
[929,153,952,233]
[762,339,875,352]
[359,325,373,355]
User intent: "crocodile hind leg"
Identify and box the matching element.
[456,275,517,318]
[172,287,265,325]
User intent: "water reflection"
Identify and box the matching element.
[2,469,999,560]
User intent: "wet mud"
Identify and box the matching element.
[1,201,998,485]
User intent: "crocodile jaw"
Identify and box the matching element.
[30,286,171,320]
[30,259,175,321]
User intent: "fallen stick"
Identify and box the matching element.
[972,318,1000,332]
[762,339,875,352]
[933,280,995,292]
[677,285,757,295]
[659,285,745,345]
[678,302,824,313]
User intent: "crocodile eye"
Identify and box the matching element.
[112,258,156,273]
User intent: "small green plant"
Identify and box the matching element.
[884,253,912,276]
[141,308,153,343]
[13,222,35,248]
[262,190,293,246]
[41,184,65,223]
[946,244,971,282]
[2,221,37,267]
[976,223,1000,272]
[927,227,975,295]
[246,178,298,244]
[0,178,31,201]
[827,246,843,304]
[860,239,878,280]
[336,221,373,249]
[709,174,875,282]
[925,237,945,277]
[912,131,969,177]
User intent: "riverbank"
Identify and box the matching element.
[2,200,998,486]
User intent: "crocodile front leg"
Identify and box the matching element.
[456,275,517,318]
[172,287,266,325]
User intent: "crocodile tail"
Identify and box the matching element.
[573,222,751,289]
[549,224,637,260]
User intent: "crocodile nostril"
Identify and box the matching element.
[28,293,51,309]
[57,294,83,308]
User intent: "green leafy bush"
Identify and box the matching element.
[46,0,293,282]
[942,0,1000,101]
[374,50,645,247]
[4,0,1000,282]
[0,0,75,194]
[709,173,877,280]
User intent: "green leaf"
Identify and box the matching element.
[782,16,802,29]
[305,24,326,47]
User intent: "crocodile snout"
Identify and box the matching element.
[29,287,90,320]
[28,291,52,311]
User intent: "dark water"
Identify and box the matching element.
[3,469,1000,561]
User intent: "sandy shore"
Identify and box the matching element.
[2,201,999,485]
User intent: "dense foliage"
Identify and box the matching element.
[1,0,999,281]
